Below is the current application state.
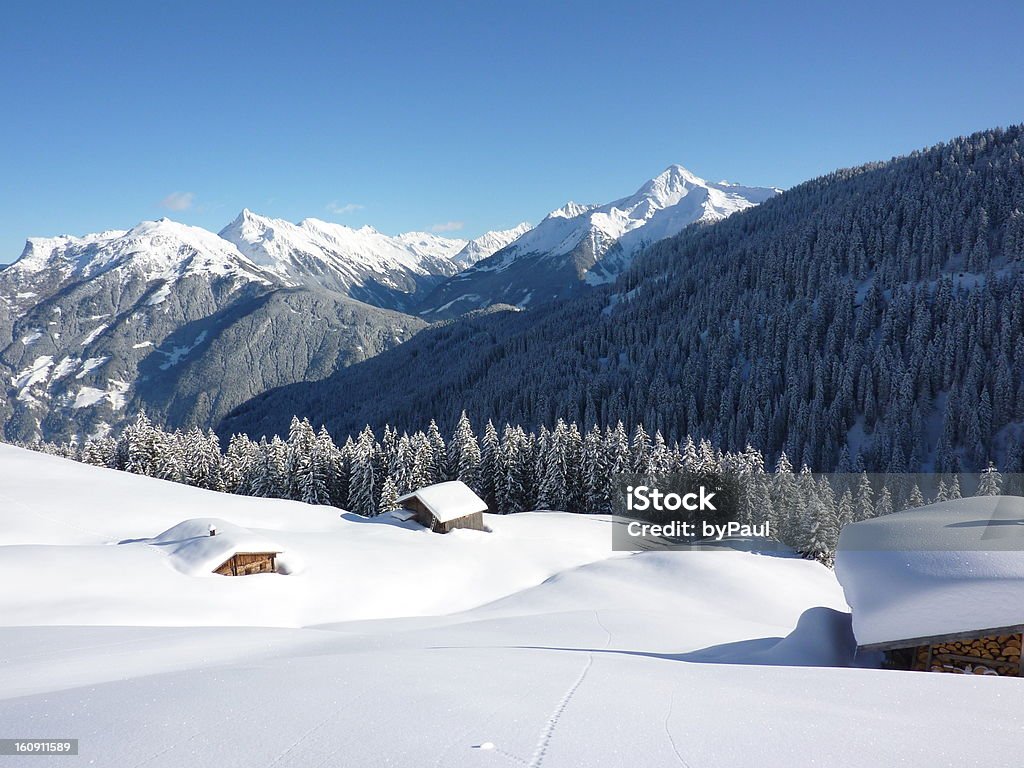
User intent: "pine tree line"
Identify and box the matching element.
[24,411,1010,564]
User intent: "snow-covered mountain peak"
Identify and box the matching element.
[418,164,780,315]
[126,217,219,244]
[650,163,703,185]
[218,212,472,303]
[492,164,779,263]
[11,230,126,276]
[633,164,706,204]
[451,223,533,268]
[547,201,596,220]
[5,218,269,289]
[395,230,467,258]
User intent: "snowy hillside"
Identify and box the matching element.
[1,444,1020,767]
[418,166,780,316]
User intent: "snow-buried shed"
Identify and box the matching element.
[396,481,487,533]
[148,518,283,576]
[835,496,1024,676]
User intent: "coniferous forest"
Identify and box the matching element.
[221,127,1024,476]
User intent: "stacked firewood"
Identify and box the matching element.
[913,633,1022,676]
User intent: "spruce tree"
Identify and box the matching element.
[479,420,500,508]
[977,462,1003,496]
[378,476,400,515]
[448,411,481,491]
[349,426,377,516]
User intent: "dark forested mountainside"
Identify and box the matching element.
[221,127,1024,473]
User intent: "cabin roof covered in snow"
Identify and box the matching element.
[146,518,283,576]
[396,481,487,523]
[834,496,1024,648]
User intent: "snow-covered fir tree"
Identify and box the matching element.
[448,411,481,490]
[377,476,400,516]
[977,462,1003,496]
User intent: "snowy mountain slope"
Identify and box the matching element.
[417,166,780,317]
[451,221,532,268]
[0,209,537,441]
[0,222,425,443]
[217,211,532,310]
[0,445,1020,767]
[219,210,467,309]
[2,219,276,312]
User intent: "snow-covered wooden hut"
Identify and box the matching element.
[835,496,1024,676]
[396,481,487,533]
[149,518,283,576]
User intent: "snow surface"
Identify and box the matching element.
[80,323,108,346]
[71,386,107,409]
[835,496,1024,647]
[75,355,108,378]
[50,355,79,381]
[107,378,129,410]
[0,444,1021,767]
[158,330,208,369]
[146,281,172,305]
[11,354,53,390]
[396,479,488,522]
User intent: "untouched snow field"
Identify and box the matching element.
[0,444,1021,767]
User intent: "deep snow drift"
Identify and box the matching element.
[0,444,1021,767]
[835,496,1024,647]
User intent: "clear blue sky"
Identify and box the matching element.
[2,0,1023,261]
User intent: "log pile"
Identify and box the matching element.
[912,632,1022,676]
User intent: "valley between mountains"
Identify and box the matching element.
[0,166,774,444]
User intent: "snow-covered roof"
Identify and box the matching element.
[396,481,487,523]
[147,518,283,576]
[834,497,1024,648]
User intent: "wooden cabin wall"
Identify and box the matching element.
[441,511,485,533]
[214,552,278,576]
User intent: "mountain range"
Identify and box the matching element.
[218,211,531,310]
[220,127,1024,474]
[0,165,770,442]
[417,166,780,317]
